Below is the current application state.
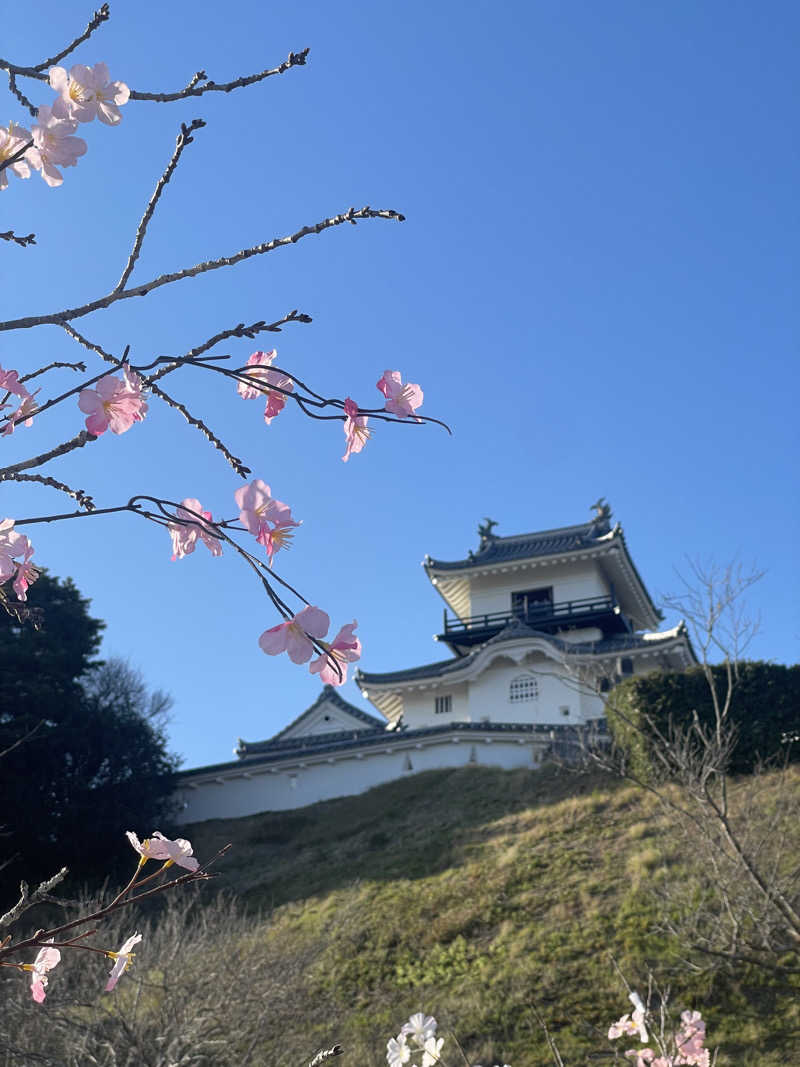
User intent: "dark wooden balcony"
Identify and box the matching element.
[437,594,629,650]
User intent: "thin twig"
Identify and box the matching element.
[0,430,97,478]
[128,48,309,102]
[0,206,404,333]
[0,868,69,931]
[307,1045,344,1067]
[114,119,206,293]
[3,472,95,510]
[19,360,86,383]
[7,70,37,116]
[147,379,251,478]
[1,4,110,76]
[0,230,36,248]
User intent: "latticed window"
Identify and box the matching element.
[509,674,539,703]
[434,695,452,714]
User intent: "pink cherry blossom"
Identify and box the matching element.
[675,1011,708,1066]
[0,519,34,587]
[1,393,38,437]
[309,621,361,686]
[0,365,30,397]
[234,479,300,564]
[376,370,423,419]
[342,397,370,462]
[125,831,199,871]
[259,605,330,664]
[166,499,223,561]
[78,367,147,436]
[50,63,130,125]
[0,122,33,190]
[105,932,142,992]
[624,1052,656,1067]
[12,545,39,602]
[237,349,294,423]
[27,941,61,1004]
[28,105,87,187]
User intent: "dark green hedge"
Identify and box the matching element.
[605,661,799,780]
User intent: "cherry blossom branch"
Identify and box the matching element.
[0,138,33,176]
[0,4,110,78]
[113,118,207,294]
[19,360,87,383]
[0,230,36,248]
[155,310,314,372]
[3,472,95,510]
[0,206,405,334]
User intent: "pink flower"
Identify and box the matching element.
[342,397,370,462]
[12,544,39,602]
[27,105,87,187]
[27,941,61,1004]
[2,393,38,437]
[237,349,294,423]
[0,519,34,586]
[309,621,361,686]
[78,367,147,436]
[259,605,330,664]
[675,1011,708,1066]
[50,63,130,125]
[610,994,648,1044]
[234,479,300,564]
[0,365,30,397]
[125,831,199,871]
[166,499,223,560]
[105,932,142,992]
[0,122,33,190]
[376,370,423,419]
[624,1052,657,1067]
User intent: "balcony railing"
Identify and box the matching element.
[440,595,624,643]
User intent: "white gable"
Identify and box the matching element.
[277,696,379,740]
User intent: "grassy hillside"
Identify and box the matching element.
[185,764,799,1066]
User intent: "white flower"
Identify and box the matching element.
[421,1036,444,1067]
[628,991,649,1044]
[401,1013,438,1047]
[28,105,87,187]
[387,1034,412,1067]
[0,122,33,190]
[50,63,130,125]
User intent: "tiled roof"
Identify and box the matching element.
[357,621,690,686]
[239,685,384,754]
[178,718,597,780]
[424,519,613,573]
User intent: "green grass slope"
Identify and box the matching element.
[187,765,799,1066]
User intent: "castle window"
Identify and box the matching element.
[435,695,452,715]
[509,674,539,702]
[619,657,634,676]
[511,587,553,619]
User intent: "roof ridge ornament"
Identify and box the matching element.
[589,497,612,535]
[477,516,499,547]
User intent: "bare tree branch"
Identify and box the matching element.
[114,118,206,294]
[3,472,95,510]
[0,206,405,334]
[0,4,110,77]
[0,429,97,478]
[0,229,36,248]
[7,70,37,116]
[0,868,69,932]
[128,47,310,102]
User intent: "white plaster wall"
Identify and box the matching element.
[466,653,597,726]
[468,559,610,617]
[282,704,373,739]
[176,736,544,823]
[401,682,469,729]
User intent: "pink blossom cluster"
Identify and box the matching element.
[342,370,423,462]
[234,478,300,566]
[236,349,294,423]
[78,365,148,436]
[0,363,37,436]
[609,996,711,1067]
[1,62,128,190]
[259,606,361,686]
[167,499,223,561]
[0,518,39,602]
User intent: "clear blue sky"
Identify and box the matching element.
[3,1,798,769]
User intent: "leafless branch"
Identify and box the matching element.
[0,138,34,176]
[307,1045,344,1067]
[19,360,87,383]
[0,429,97,478]
[7,70,37,116]
[147,378,251,478]
[3,472,95,510]
[0,4,110,77]
[114,119,206,294]
[0,229,36,248]
[0,719,44,761]
[0,868,69,932]
[0,206,404,334]
[128,48,310,103]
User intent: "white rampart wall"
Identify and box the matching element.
[176,734,546,823]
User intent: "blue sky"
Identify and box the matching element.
[3,1,797,769]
